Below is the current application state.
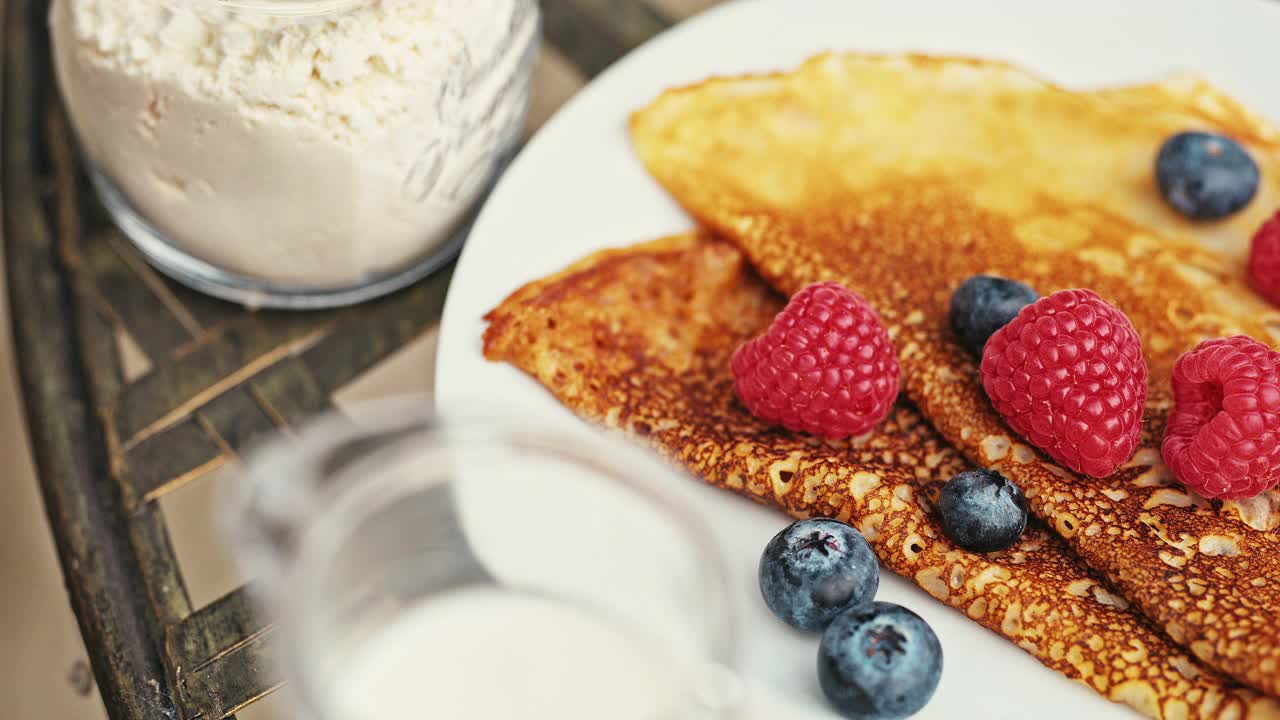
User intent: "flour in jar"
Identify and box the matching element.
[50,0,537,286]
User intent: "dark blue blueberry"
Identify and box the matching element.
[759,518,879,632]
[818,602,943,720]
[949,275,1038,359]
[1156,131,1259,220]
[938,469,1028,553]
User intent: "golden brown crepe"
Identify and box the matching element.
[484,233,1280,719]
[630,53,1280,695]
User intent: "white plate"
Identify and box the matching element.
[437,0,1280,716]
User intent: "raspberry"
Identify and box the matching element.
[732,282,899,439]
[1162,336,1280,499]
[980,289,1148,478]
[1247,209,1280,306]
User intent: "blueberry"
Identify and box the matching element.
[938,469,1028,553]
[1156,131,1259,220]
[949,275,1038,358]
[758,519,879,632]
[818,602,943,720]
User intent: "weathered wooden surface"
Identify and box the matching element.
[3,1,708,718]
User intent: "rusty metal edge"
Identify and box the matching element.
[2,1,179,718]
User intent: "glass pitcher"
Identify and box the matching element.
[223,403,744,719]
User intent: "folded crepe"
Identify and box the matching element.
[484,233,1280,719]
[630,53,1280,695]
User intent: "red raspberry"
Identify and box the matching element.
[732,282,899,439]
[1162,336,1280,499]
[980,289,1148,478]
[1248,210,1280,306]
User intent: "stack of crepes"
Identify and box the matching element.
[483,54,1280,719]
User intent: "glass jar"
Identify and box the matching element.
[223,403,742,719]
[50,0,539,308]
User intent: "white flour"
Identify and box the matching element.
[51,0,536,286]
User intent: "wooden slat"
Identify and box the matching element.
[129,505,196,628]
[61,149,198,641]
[4,2,180,715]
[196,386,280,455]
[247,357,334,428]
[167,588,266,675]
[178,633,280,720]
[78,304,127,401]
[105,232,206,336]
[83,232,194,360]
[112,316,330,445]
[300,265,454,393]
[166,589,279,720]
[119,418,226,508]
[46,105,129,405]
[41,69,201,719]
[158,274,247,331]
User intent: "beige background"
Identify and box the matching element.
[0,1,718,718]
